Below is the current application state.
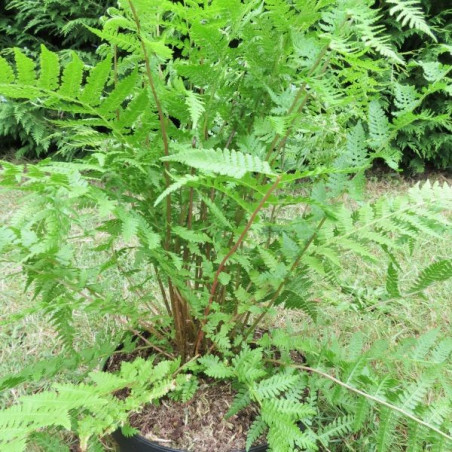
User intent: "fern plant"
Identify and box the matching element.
[0,1,451,451]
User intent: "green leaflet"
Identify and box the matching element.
[58,52,84,98]
[185,90,205,129]
[408,259,452,294]
[86,26,140,52]
[199,355,234,378]
[368,100,391,149]
[278,290,318,321]
[79,58,112,106]
[0,57,15,84]
[394,83,420,115]
[99,69,139,115]
[145,39,173,60]
[172,225,211,244]
[246,417,267,450]
[154,175,199,207]
[162,148,275,178]
[386,263,400,298]
[226,388,251,418]
[199,194,234,230]
[418,61,451,83]
[255,374,299,398]
[117,89,150,130]
[318,415,354,446]
[38,45,60,91]
[411,329,440,361]
[349,4,404,64]
[14,48,36,85]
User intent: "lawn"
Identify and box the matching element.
[0,173,451,451]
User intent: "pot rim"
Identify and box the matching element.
[112,428,268,452]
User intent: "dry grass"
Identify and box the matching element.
[276,173,452,340]
[0,192,59,376]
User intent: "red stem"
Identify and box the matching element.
[193,175,282,354]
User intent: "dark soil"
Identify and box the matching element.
[104,332,154,374]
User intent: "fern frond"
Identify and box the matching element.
[408,259,452,294]
[185,91,205,129]
[0,357,178,451]
[199,355,234,379]
[154,174,199,207]
[86,26,140,53]
[350,5,403,64]
[376,407,396,452]
[246,416,267,451]
[172,225,211,244]
[387,0,436,41]
[386,263,401,298]
[368,100,391,149]
[266,399,315,418]
[393,83,420,115]
[226,388,251,418]
[117,89,150,130]
[161,148,275,178]
[398,374,436,413]
[190,21,228,60]
[255,374,299,399]
[200,194,234,230]
[99,69,139,116]
[353,397,370,431]
[279,291,318,321]
[259,248,280,272]
[315,182,451,266]
[430,338,452,364]
[318,415,354,446]
[116,209,139,242]
[410,329,440,361]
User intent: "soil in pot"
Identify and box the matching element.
[104,335,266,452]
[128,378,263,451]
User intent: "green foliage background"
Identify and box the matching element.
[382,0,452,171]
[0,0,115,158]
[0,0,451,169]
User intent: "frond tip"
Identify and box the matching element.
[387,0,437,41]
[408,259,452,294]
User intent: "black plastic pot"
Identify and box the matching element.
[112,428,267,452]
[104,335,268,452]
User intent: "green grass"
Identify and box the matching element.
[0,175,451,450]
